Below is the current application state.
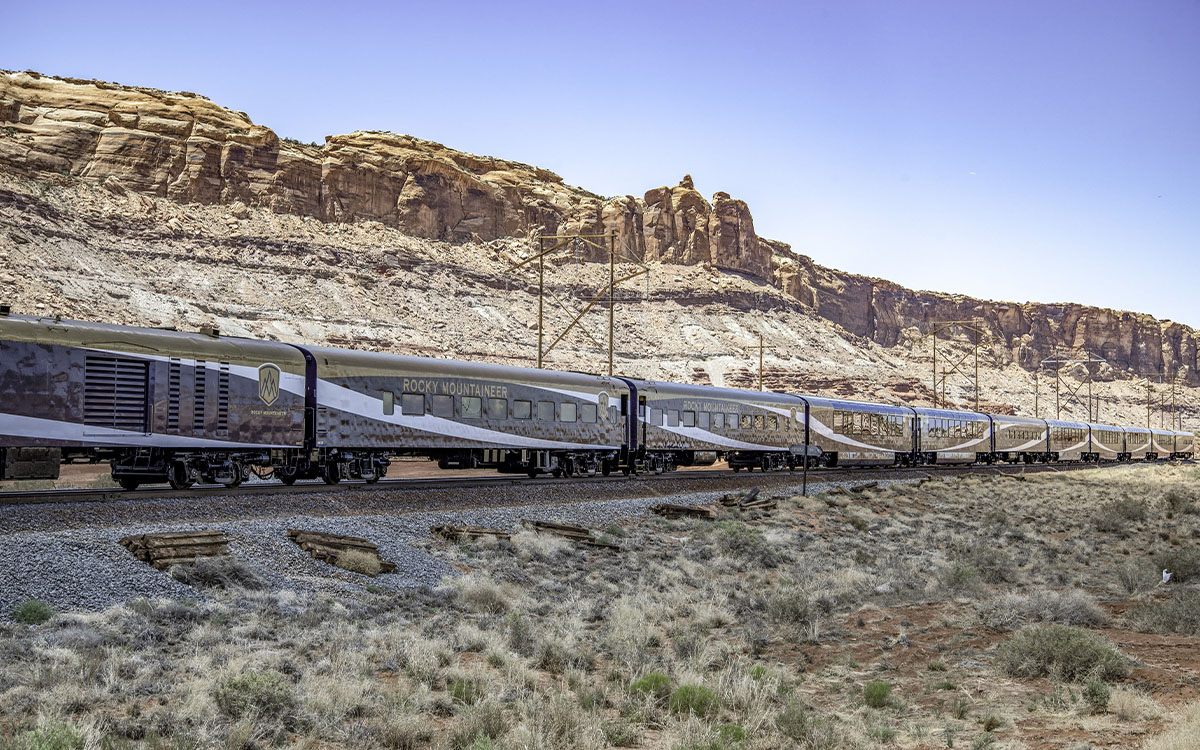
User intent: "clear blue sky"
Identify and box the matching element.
[8,1,1200,325]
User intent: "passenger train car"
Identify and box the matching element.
[0,313,1193,486]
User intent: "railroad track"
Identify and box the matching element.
[0,459,1142,508]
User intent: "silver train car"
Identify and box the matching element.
[1047,419,1090,462]
[990,414,1049,463]
[1088,423,1124,462]
[913,407,991,464]
[801,396,915,467]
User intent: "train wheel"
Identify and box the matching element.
[552,468,563,478]
[223,462,244,489]
[527,468,539,479]
[322,463,341,485]
[277,467,298,486]
[732,466,741,473]
[602,463,611,476]
[168,462,194,490]
[118,478,140,491]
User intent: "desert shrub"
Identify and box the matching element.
[1108,687,1162,721]
[1115,561,1153,594]
[1152,548,1200,583]
[629,672,672,699]
[453,575,510,614]
[449,675,481,705]
[213,670,297,719]
[5,719,84,750]
[1163,489,1195,514]
[1094,497,1147,532]
[971,733,998,750]
[714,521,778,567]
[995,624,1129,682]
[12,599,54,625]
[766,590,813,626]
[669,685,719,717]
[942,563,981,592]
[977,589,1108,630]
[509,530,569,560]
[1127,592,1200,635]
[169,556,266,589]
[963,548,1015,584]
[863,680,893,708]
[602,721,641,747]
[336,548,383,576]
[375,714,433,749]
[505,613,534,655]
[448,700,506,749]
[775,702,838,746]
[1083,677,1110,714]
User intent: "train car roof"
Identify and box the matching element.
[796,395,914,415]
[1124,425,1151,433]
[1087,423,1123,430]
[0,314,303,359]
[301,343,621,388]
[1045,419,1090,429]
[989,414,1047,425]
[910,406,989,419]
[624,379,805,406]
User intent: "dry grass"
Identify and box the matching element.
[1,464,1198,748]
[336,548,384,576]
[1144,699,1200,750]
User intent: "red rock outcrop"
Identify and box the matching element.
[1,69,1195,383]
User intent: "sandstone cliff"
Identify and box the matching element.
[0,69,1195,384]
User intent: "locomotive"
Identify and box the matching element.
[0,313,1192,488]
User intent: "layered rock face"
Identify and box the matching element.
[1,70,1196,384]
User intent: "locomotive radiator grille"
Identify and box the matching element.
[193,361,207,433]
[167,358,181,431]
[83,355,149,432]
[217,362,230,435]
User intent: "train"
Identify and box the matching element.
[0,312,1193,488]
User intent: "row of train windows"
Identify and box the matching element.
[925,418,985,439]
[1004,428,1043,441]
[381,392,601,423]
[832,411,905,437]
[1097,431,1122,445]
[647,409,791,432]
[1053,428,1086,441]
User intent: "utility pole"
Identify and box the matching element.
[928,320,990,410]
[750,333,778,391]
[1039,352,1106,420]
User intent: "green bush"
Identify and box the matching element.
[212,670,296,719]
[629,672,672,699]
[7,719,84,750]
[669,685,719,717]
[1083,677,1110,714]
[1152,548,1200,583]
[995,624,1129,682]
[601,721,640,747]
[449,676,479,705]
[775,702,837,745]
[863,680,893,708]
[12,599,54,625]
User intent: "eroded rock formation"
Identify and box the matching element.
[1,70,1196,383]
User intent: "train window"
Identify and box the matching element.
[698,411,709,429]
[667,410,679,427]
[832,411,843,432]
[651,408,664,426]
[430,394,453,418]
[741,414,752,429]
[639,402,646,418]
[401,393,424,416]
[560,402,577,423]
[488,397,507,420]
[753,414,763,430]
[537,401,555,421]
[712,412,724,429]
[728,413,738,428]
[513,399,532,419]
[682,410,695,427]
[620,394,628,417]
[768,415,778,430]
[461,397,482,419]
[581,403,597,423]
[382,391,395,416]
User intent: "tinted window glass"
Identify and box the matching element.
[754,415,764,430]
[513,399,531,419]
[560,402,577,423]
[667,410,679,427]
[430,394,452,417]
[461,396,482,419]
[537,401,555,421]
[712,412,723,429]
[401,393,424,416]
[382,391,394,415]
[768,415,778,430]
[488,398,507,419]
[581,403,597,423]
[651,408,664,426]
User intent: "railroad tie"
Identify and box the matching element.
[119,530,231,570]
[520,520,620,550]
[286,529,396,575]
[431,524,512,541]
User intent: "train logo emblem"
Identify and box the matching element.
[258,364,281,406]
